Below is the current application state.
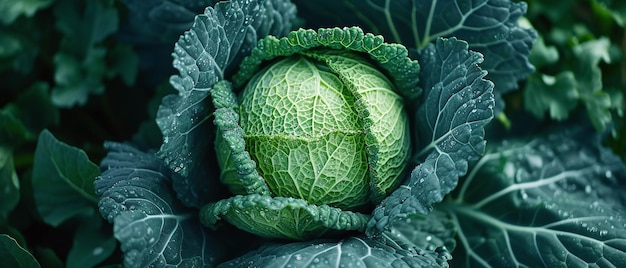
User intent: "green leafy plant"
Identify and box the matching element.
[1,0,625,267]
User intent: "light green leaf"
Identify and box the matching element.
[219,237,449,267]
[32,130,99,227]
[444,129,626,267]
[201,194,370,241]
[0,0,53,25]
[0,234,41,268]
[368,38,494,234]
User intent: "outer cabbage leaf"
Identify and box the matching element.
[95,142,217,267]
[443,129,626,267]
[219,236,449,267]
[156,0,297,208]
[32,130,100,227]
[368,38,494,234]
[292,0,536,98]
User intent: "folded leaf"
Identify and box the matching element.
[95,142,217,267]
[444,128,626,267]
[368,38,494,235]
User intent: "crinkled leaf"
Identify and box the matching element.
[219,236,449,267]
[0,0,53,25]
[444,129,626,267]
[0,234,41,268]
[32,130,100,227]
[201,194,370,240]
[120,0,218,43]
[234,27,421,98]
[210,80,270,196]
[95,142,217,268]
[368,38,494,235]
[381,211,456,256]
[292,0,536,97]
[156,0,297,207]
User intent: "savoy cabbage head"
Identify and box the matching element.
[87,0,625,267]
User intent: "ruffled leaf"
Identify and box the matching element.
[234,27,421,99]
[156,0,297,207]
[200,194,370,241]
[368,38,494,235]
[211,80,271,196]
[293,0,535,106]
[95,142,217,268]
[444,128,626,267]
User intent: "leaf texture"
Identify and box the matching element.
[156,0,297,207]
[95,142,217,268]
[445,129,626,267]
[368,38,494,235]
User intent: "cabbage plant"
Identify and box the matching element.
[86,0,625,267]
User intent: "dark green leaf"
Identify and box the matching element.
[95,142,217,268]
[368,38,494,234]
[293,0,536,97]
[32,130,100,227]
[0,147,19,223]
[219,237,449,268]
[66,217,117,268]
[445,129,626,267]
[120,0,218,43]
[50,0,119,107]
[156,0,297,208]
[0,234,41,268]
[523,71,578,121]
[4,82,59,136]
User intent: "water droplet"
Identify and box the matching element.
[92,247,103,256]
[426,235,432,241]
[294,254,302,261]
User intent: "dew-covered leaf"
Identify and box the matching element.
[368,38,494,235]
[444,129,626,267]
[95,142,217,268]
[292,0,536,99]
[219,236,449,267]
[156,0,297,207]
